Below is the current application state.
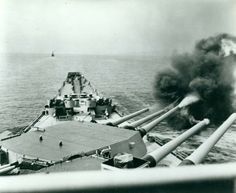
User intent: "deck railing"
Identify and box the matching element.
[1,162,236,193]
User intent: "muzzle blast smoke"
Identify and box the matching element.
[154,33,236,128]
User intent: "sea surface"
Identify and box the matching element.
[0,53,236,163]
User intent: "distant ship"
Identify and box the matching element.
[51,51,55,57]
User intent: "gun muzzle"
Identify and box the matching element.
[106,108,149,126]
[180,113,236,166]
[143,119,210,167]
[178,93,200,108]
[123,109,165,130]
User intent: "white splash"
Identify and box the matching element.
[178,93,200,108]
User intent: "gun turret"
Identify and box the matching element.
[143,119,210,167]
[106,108,149,126]
[180,113,236,165]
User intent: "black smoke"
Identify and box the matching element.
[154,33,236,129]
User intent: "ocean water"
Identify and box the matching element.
[0,53,236,163]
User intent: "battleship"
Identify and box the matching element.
[0,71,235,177]
[0,72,236,193]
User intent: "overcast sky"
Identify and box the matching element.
[0,0,235,55]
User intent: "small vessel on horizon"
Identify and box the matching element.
[51,51,55,57]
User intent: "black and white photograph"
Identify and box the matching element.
[0,0,236,192]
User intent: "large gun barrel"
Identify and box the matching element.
[143,119,210,167]
[0,165,16,175]
[124,109,165,130]
[138,93,200,136]
[180,113,236,166]
[106,108,149,126]
[139,106,180,136]
[0,161,19,175]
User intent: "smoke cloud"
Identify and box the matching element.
[154,33,236,129]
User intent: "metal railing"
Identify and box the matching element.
[1,162,236,193]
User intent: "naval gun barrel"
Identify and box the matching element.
[143,119,210,167]
[124,109,165,130]
[106,108,149,126]
[138,93,201,136]
[0,165,16,175]
[139,106,180,136]
[180,113,236,166]
[0,162,18,175]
